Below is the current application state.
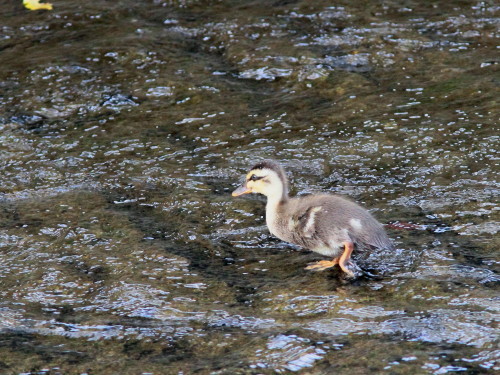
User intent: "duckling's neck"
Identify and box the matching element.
[264,178,289,206]
[265,191,288,206]
[264,180,289,236]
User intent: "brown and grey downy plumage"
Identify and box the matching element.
[232,160,394,277]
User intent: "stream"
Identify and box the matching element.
[0,0,498,374]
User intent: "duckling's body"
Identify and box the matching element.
[232,160,393,277]
[267,194,391,256]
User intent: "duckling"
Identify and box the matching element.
[232,160,393,277]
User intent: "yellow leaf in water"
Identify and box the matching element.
[23,0,53,11]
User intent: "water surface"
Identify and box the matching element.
[0,0,498,374]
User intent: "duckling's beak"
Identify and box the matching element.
[232,184,251,197]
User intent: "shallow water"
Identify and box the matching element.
[0,0,498,374]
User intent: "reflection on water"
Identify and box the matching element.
[0,0,498,373]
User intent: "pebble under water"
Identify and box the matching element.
[0,0,498,374]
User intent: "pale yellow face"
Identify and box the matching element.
[232,168,283,199]
[244,169,269,194]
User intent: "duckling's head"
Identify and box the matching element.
[232,160,289,201]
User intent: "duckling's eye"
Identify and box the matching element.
[249,174,264,181]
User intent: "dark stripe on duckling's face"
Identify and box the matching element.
[247,174,265,182]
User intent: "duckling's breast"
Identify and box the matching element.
[310,244,343,257]
[265,204,281,238]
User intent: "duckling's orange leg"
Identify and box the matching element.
[338,241,354,277]
[305,258,339,271]
[306,242,355,275]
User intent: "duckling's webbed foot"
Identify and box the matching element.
[338,242,365,278]
[340,259,363,279]
[305,258,339,271]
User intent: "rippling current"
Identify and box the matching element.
[0,0,498,374]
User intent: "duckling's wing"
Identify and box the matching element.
[294,205,324,238]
